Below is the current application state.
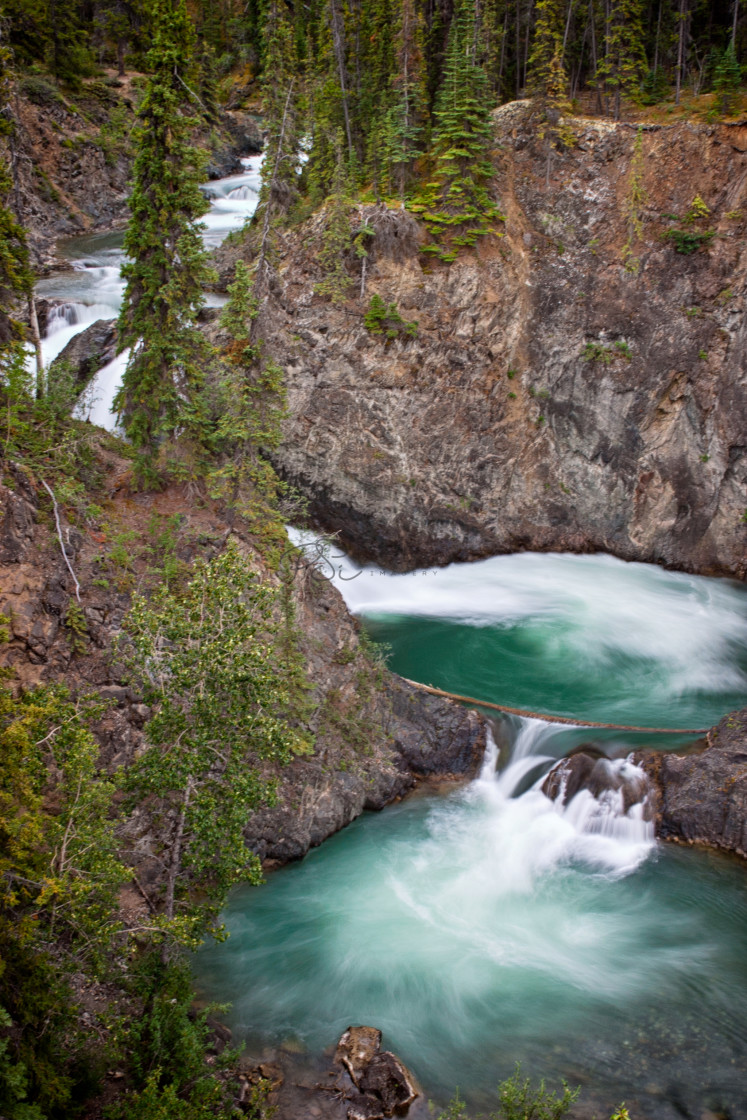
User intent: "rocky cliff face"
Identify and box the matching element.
[218,102,747,577]
[638,709,747,857]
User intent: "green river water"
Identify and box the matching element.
[197,548,747,1118]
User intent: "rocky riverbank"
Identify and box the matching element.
[0,450,485,888]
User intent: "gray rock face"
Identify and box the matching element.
[638,709,747,857]
[213,104,747,578]
[52,318,117,388]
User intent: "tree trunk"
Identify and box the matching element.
[28,296,44,399]
[676,0,687,106]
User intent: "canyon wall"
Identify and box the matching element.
[219,102,747,577]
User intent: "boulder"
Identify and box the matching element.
[51,318,117,388]
[335,1026,419,1118]
[335,1026,383,1088]
[542,747,650,815]
[637,709,747,857]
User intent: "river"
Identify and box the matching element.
[197,542,747,1120]
[30,155,747,1120]
[31,154,264,426]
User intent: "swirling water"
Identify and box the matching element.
[31,154,264,427]
[197,547,747,1118]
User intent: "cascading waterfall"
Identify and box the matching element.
[197,543,747,1119]
[30,153,264,426]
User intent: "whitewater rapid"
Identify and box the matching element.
[31,153,264,428]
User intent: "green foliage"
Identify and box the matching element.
[713,41,741,115]
[0,43,33,382]
[437,1066,579,1120]
[0,682,128,1116]
[364,293,418,339]
[662,196,715,254]
[122,541,310,950]
[408,1,504,262]
[638,67,669,105]
[314,140,354,302]
[595,0,647,120]
[581,339,632,364]
[115,0,216,468]
[663,228,716,254]
[621,126,647,273]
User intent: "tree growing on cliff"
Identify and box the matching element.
[122,542,309,955]
[713,39,741,114]
[596,0,647,120]
[409,0,503,262]
[0,22,33,392]
[115,0,214,476]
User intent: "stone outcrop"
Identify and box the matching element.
[638,710,747,857]
[52,318,118,388]
[214,103,746,578]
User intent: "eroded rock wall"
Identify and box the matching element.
[222,103,746,577]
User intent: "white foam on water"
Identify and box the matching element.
[287,527,747,699]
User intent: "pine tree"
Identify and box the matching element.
[315,134,354,301]
[596,0,647,120]
[382,0,428,199]
[257,0,302,228]
[0,22,33,387]
[115,0,215,471]
[410,0,502,262]
[528,0,573,164]
[713,39,741,114]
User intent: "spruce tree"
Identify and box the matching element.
[528,0,573,164]
[713,39,741,114]
[257,0,302,228]
[410,0,502,262]
[382,0,428,199]
[0,21,33,386]
[596,0,647,119]
[115,0,215,470]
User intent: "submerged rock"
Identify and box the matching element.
[542,747,651,815]
[637,709,747,858]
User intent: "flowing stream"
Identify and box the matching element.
[197,544,747,1119]
[31,154,264,426]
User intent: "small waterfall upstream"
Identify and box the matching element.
[30,153,264,425]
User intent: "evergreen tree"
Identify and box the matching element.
[115,0,215,472]
[257,0,303,226]
[596,0,647,119]
[528,0,573,164]
[0,21,33,387]
[382,0,428,199]
[713,39,741,114]
[410,0,502,262]
[315,134,354,300]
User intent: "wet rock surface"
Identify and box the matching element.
[542,746,651,815]
[638,709,747,857]
[52,318,118,388]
